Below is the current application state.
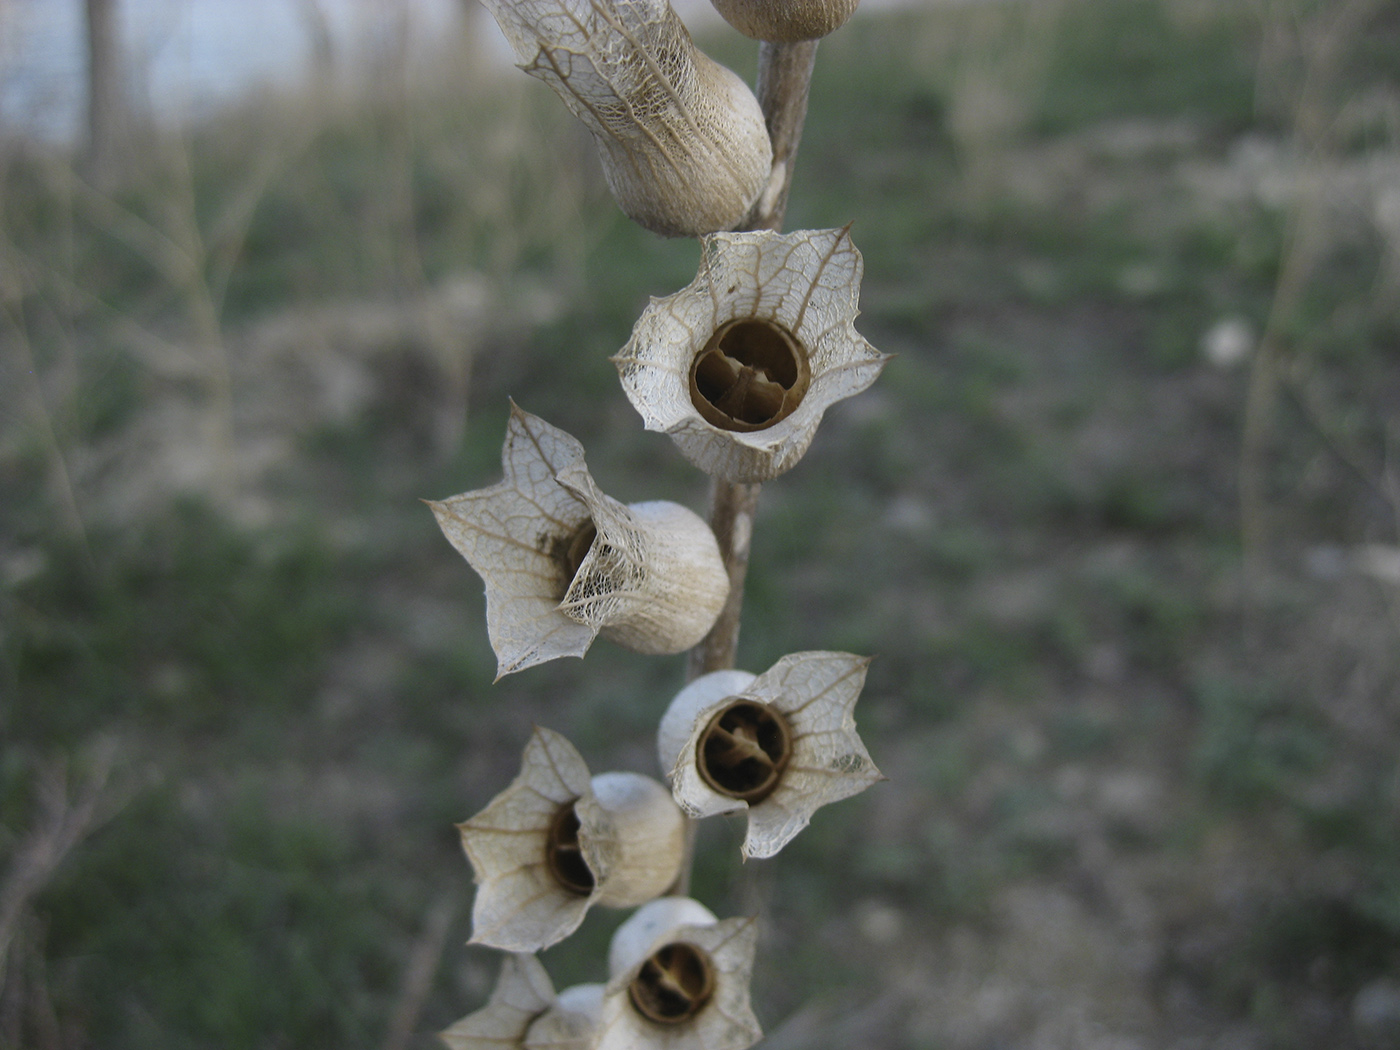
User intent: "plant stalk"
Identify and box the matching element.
[687,40,819,685]
[687,479,763,678]
[674,41,819,893]
[745,40,819,234]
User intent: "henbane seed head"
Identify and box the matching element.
[614,227,888,482]
[459,728,685,952]
[658,652,883,859]
[480,0,773,236]
[428,404,729,677]
[598,902,761,1050]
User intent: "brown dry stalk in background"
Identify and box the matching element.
[1238,0,1391,645]
[0,747,128,995]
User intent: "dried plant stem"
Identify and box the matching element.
[382,895,456,1050]
[687,40,818,686]
[1239,0,1380,646]
[745,41,819,233]
[674,40,819,894]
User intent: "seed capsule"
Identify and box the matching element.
[658,652,884,858]
[615,228,888,482]
[459,728,686,952]
[596,898,761,1050]
[480,0,773,236]
[429,404,730,678]
[709,0,860,41]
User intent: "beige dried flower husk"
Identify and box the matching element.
[441,953,555,1050]
[479,0,772,236]
[658,651,883,859]
[523,984,605,1050]
[441,956,604,1050]
[709,0,859,42]
[614,227,889,482]
[596,900,760,1050]
[460,727,686,952]
[607,896,718,977]
[428,404,730,678]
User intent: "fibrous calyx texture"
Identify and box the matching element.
[481,0,773,237]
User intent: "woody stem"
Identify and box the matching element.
[746,39,819,233]
[687,39,817,682]
[687,479,762,678]
[675,40,818,896]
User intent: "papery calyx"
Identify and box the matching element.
[614,227,888,482]
[441,953,555,1050]
[480,0,773,237]
[596,898,760,1050]
[428,403,730,678]
[459,727,685,952]
[440,954,605,1050]
[657,651,883,859]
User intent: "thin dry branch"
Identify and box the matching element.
[0,745,133,991]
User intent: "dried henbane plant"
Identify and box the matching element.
[435,1,886,1046]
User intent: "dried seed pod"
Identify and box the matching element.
[459,727,686,952]
[442,956,604,1050]
[709,0,859,41]
[441,953,555,1050]
[607,896,719,977]
[480,0,773,236]
[614,227,889,482]
[658,651,883,859]
[597,900,760,1050]
[579,772,689,908]
[655,669,758,782]
[523,984,605,1050]
[429,404,730,678]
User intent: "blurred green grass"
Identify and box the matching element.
[4,0,1400,1047]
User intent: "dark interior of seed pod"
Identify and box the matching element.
[628,942,715,1025]
[550,521,597,600]
[689,319,811,432]
[544,801,595,896]
[696,699,792,803]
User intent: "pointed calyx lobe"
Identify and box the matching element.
[458,727,684,952]
[657,652,883,859]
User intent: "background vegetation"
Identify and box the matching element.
[3,0,1400,1047]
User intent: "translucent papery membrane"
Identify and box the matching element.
[460,728,685,953]
[430,404,728,676]
[556,463,730,654]
[478,0,771,236]
[615,228,888,482]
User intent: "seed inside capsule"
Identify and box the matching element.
[689,319,811,432]
[695,699,792,803]
[628,942,715,1024]
[544,800,595,895]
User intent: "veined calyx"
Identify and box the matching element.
[480,0,773,237]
